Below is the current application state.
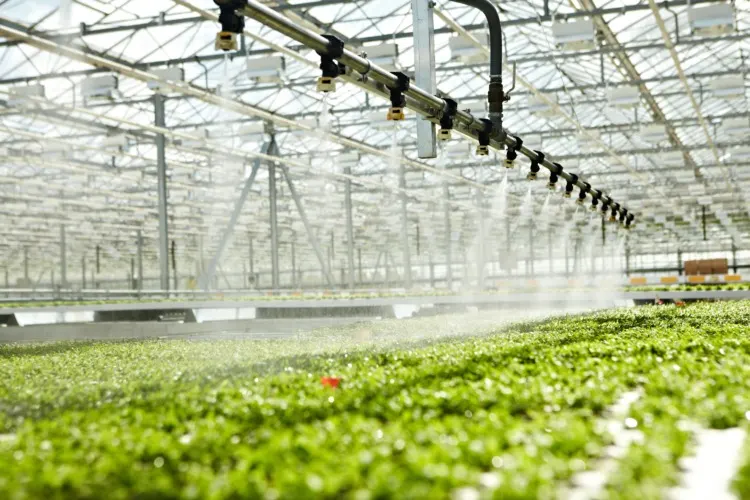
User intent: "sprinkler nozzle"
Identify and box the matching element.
[215,32,238,51]
[317,76,336,93]
[547,172,558,190]
[527,171,537,181]
[387,107,405,121]
[438,128,452,141]
[476,144,489,156]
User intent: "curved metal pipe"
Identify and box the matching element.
[450,0,504,134]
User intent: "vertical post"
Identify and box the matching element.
[411,0,437,158]
[81,255,86,289]
[344,166,355,289]
[677,248,683,275]
[137,229,143,292]
[268,158,280,290]
[732,242,738,274]
[291,241,297,288]
[171,240,177,290]
[154,94,170,291]
[3,267,7,289]
[130,257,135,289]
[23,246,29,285]
[60,224,67,287]
[625,244,631,277]
[51,269,55,288]
[702,206,707,241]
[357,248,363,285]
[399,162,412,288]
[249,235,255,288]
[96,244,101,274]
[443,184,453,288]
[416,223,421,256]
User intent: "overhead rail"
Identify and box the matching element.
[217,0,637,229]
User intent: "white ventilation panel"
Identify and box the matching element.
[247,55,285,82]
[7,84,45,107]
[640,123,668,144]
[147,67,185,90]
[608,86,640,108]
[81,75,118,101]
[689,3,734,36]
[710,75,745,98]
[551,19,596,50]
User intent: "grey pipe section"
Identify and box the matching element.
[451,0,504,132]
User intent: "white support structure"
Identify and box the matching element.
[410,0,437,159]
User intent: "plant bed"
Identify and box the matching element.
[0,304,748,498]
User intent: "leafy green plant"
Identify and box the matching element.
[0,303,749,498]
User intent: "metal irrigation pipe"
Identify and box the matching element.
[237,0,636,227]
[450,0,505,133]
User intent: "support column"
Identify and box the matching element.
[172,240,177,290]
[154,93,170,291]
[81,256,86,289]
[443,184,452,288]
[23,246,29,285]
[96,244,100,274]
[291,241,297,288]
[677,248,683,275]
[411,0,437,158]
[344,166,355,289]
[60,224,67,287]
[732,243,738,274]
[357,248,363,285]
[268,156,280,290]
[249,235,255,288]
[625,244,631,277]
[137,229,143,292]
[399,162,412,288]
[130,258,135,289]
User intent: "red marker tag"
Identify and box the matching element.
[321,376,341,389]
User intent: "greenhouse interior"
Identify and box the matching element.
[1,0,750,497]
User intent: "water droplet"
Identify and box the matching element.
[624,417,638,429]
[154,456,165,468]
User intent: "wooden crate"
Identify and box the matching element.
[684,260,699,276]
